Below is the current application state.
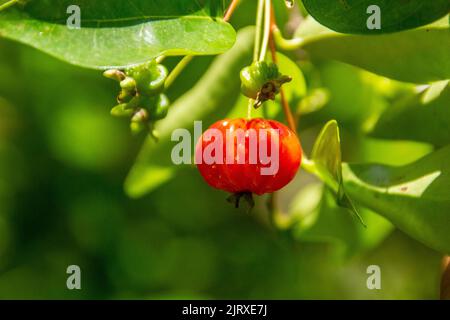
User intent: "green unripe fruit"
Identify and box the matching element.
[240,61,292,108]
[111,104,135,117]
[240,61,279,99]
[126,61,168,96]
[130,121,147,135]
[120,77,137,91]
[117,89,133,103]
[103,69,126,82]
[131,108,149,123]
[106,59,170,134]
[130,108,149,134]
[150,94,170,120]
[127,62,153,84]
[125,96,141,110]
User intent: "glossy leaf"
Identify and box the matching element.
[276,52,307,101]
[296,88,329,115]
[311,120,342,188]
[343,145,450,254]
[292,184,393,257]
[300,61,395,132]
[125,27,254,198]
[0,0,236,69]
[370,81,450,147]
[310,120,365,225]
[302,0,450,34]
[296,16,450,83]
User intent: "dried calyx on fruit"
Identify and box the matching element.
[103,59,169,135]
[240,61,291,108]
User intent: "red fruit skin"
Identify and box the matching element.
[195,118,302,195]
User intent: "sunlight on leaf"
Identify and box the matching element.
[311,120,365,226]
[343,145,450,254]
[0,0,236,69]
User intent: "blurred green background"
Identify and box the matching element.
[0,2,443,299]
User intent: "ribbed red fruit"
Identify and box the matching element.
[195,118,302,195]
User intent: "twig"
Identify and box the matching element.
[0,0,19,12]
[247,99,254,119]
[258,0,271,62]
[155,55,166,64]
[271,26,303,50]
[268,3,297,134]
[223,0,240,22]
[164,55,193,89]
[253,0,265,62]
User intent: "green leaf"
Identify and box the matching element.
[311,120,342,187]
[343,145,450,254]
[0,0,236,69]
[301,61,396,132]
[296,88,329,115]
[296,16,450,83]
[310,120,365,226]
[302,0,450,34]
[124,27,254,198]
[262,52,307,117]
[275,52,307,101]
[370,81,450,147]
[292,185,393,257]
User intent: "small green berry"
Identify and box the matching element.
[131,108,149,123]
[103,69,126,82]
[110,104,135,117]
[130,121,147,134]
[120,77,137,91]
[150,94,170,120]
[240,61,291,108]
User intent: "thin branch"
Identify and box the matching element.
[272,26,303,50]
[164,55,193,89]
[155,55,166,64]
[265,3,300,227]
[253,0,265,62]
[0,0,19,12]
[223,0,240,22]
[258,0,271,61]
[268,16,297,133]
[247,98,254,119]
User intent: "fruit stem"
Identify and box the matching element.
[155,55,166,64]
[269,5,322,185]
[164,55,193,89]
[258,0,272,62]
[272,26,304,50]
[247,99,254,119]
[248,0,269,119]
[300,156,315,173]
[0,0,19,12]
[223,0,240,22]
[253,0,265,62]
[266,4,340,223]
[268,4,297,134]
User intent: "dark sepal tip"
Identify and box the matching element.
[226,192,255,213]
